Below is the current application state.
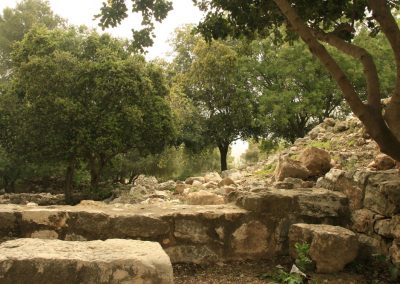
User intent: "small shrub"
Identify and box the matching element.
[308,140,332,150]
[294,242,313,272]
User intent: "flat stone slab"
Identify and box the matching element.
[236,188,349,218]
[0,238,173,284]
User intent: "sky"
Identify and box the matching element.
[0,0,204,60]
[0,0,249,163]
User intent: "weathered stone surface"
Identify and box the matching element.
[317,169,364,210]
[299,147,331,176]
[164,245,220,264]
[275,157,310,181]
[221,170,243,181]
[186,190,224,205]
[0,193,65,206]
[357,233,389,258]
[0,204,250,263]
[289,224,358,273]
[185,177,205,185]
[236,188,349,219]
[174,219,210,243]
[374,154,396,170]
[374,219,392,238]
[231,221,269,256]
[158,180,176,191]
[351,209,383,234]
[389,240,400,266]
[218,177,235,187]
[364,178,400,216]
[204,172,222,183]
[0,238,173,284]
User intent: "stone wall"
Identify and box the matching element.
[0,188,348,264]
[317,169,400,265]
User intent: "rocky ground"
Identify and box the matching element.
[1,115,400,283]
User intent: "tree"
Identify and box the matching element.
[241,38,346,142]
[98,0,400,162]
[1,26,175,202]
[173,29,259,171]
[0,0,63,80]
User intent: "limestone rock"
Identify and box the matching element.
[389,240,400,266]
[299,147,331,177]
[316,169,363,210]
[186,190,224,205]
[204,172,222,183]
[364,177,400,216]
[232,221,269,256]
[158,180,176,191]
[351,209,384,234]
[0,238,174,284]
[289,224,358,273]
[175,183,187,194]
[221,169,243,181]
[374,154,396,170]
[236,188,349,219]
[218,177,236,187]
[185,176,205,185]
[274,157,310,181]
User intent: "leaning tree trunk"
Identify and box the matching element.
[273,0,400,162]
[218,142,229,172]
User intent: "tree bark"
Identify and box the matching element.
[218,142,229,172]
[64,161,75,205]
[273,0,400,162]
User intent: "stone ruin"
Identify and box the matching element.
[1,115,400,283]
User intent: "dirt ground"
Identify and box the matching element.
[173,260,369,284]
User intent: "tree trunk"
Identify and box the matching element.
[218,143,229,172]
[64,161,75,205]
[88,154,107,190]
[273,0,400,162]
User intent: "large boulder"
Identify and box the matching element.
[289,224,358,273]
[186,190,224,205]
[274,157,310,181]
[299,147,331,177]
[0,238,174,284]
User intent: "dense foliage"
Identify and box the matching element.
[0,0,398,202]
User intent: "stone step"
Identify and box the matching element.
[289,223,358,273]
[0,188,350,264]
[0,238,173,284]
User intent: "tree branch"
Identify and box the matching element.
[369,0,400,98]
[272,0,367,118]
[312,29,381,109]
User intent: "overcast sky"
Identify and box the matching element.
[0,0,204,60]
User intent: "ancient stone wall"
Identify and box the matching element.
[0,188,348,264]
[317,168,400,265]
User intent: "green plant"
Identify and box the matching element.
[255,163,276,176]
[308,140,332,150]
[294,242,313,272]
[259,268,305,284]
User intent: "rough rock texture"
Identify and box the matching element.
[316,169,364,210]
[274,157,310,181]
[373,154,396,170]
[299,147,331,176]
[0,193,65,206]
[289,224,358,273]
[0,238,173,284]
[186,190,225,205]
[236,188,349,220]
